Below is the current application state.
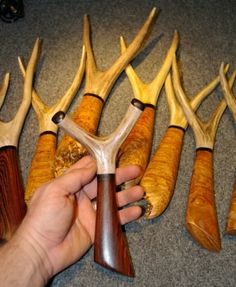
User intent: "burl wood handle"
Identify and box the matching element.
[141,126,184,219]
[54,94,104,176]
[225,179,236,235]
[186,149,221,251]
[0,146,26,240]
[25,132,57,204]
[118,105,155,184]
[94,174,134,277]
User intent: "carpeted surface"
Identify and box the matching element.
[0,0,236,286]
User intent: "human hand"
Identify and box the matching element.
[15,156,144,282]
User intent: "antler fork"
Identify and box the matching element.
[0,39,40,240]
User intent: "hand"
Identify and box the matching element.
[14,156,144,283]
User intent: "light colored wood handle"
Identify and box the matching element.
[226,181,236,235]
[117,106,155,187]
[25,133,56,204]
[141,127,184,218]
[54,95,103,176]
[186,149,221,251]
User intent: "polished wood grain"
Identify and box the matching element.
[54,94,103,176]
[186,149,221,251]
[0,147,26,240]
[141,127,185,219]
[117,105,155,185]
[94,174,134,277]
[25,133,57,204]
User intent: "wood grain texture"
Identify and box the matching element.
[141,127,184,218]
[25,133,57,204]
[186,149,221,251]
[0,147,26,240]
[117,106,155,186]
[225,179,236,234]
[94,174,134,277]
[54,95,103,176]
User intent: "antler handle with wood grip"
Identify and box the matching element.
[186,149,221,251]
[0,146,26,240]
[52,99,145,276]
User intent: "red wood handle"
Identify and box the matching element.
[0,146,26,240]
[94,174,134,277]
[186,149,221,251]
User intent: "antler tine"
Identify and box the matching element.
[120,30,179,105]
[18,44,86,134]
[55,45,86,112]
[191,64,230,111]
[172,55,203,135]
[207,65,236,138]
[119,35,146,102]
[220,63,236,121]
[0,72,10,110]
[18,56,46,116]
[167,64,230,129]
[83,15,97,77]
[84,7,157,100]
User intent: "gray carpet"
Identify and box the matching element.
[1,0,236,286]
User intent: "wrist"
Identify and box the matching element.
[0,230,53,287]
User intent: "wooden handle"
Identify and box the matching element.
[186,149,221,251]
[54,94,104,176]
[117,105,155,186]
[141,127,184,219]
[25,132,57,204]
[94,174,134,277]
[0,146,26,240]
[225,178,236,235]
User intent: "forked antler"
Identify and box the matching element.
[117,31,179,188]
[18,45,86,203]
[54,8,157,176]
[142,64,229,219]
[219,63,236,235]
[172,55,234,252]
[52,99,145,277]
[0,39,41,240]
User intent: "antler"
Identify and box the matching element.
[54,8,157,176]
[83,8,157,100]
[117,30,179,188]
[18,44,86,203]
[142,64,229,219]
[219,63,236,235]
[172,55,233,252]
[52,99,145,277]
[0,39,41,240]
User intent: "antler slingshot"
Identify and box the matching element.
[0,38,40,240]
[142,64,229,219]
[117,30,179,188]
[52,99,145,277]
[172,55,235,252]
[18,44,86,203]
[219,63,236,235]
[54,8,157,176]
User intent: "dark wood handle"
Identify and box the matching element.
[186,149,221,251]
[0,146,26,240]
[94,174,134,277]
